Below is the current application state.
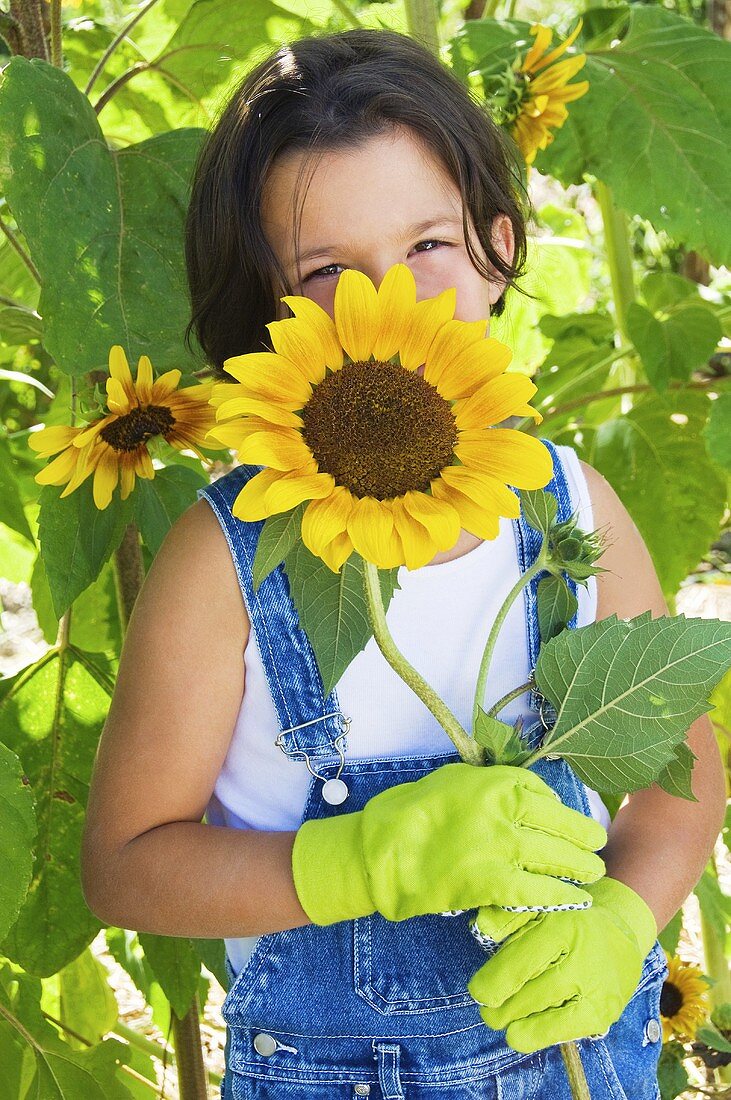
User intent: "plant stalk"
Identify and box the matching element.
[472,554,546,732]
[561,1043,592,1099]
[362,562,483,766]
[594,181,636,347]
[486,680,533,719]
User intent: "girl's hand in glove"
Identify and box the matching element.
[291,761,607,925]
[467,876,657,1053]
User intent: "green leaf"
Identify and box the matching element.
[0,437,34,544]
[133,465,207,556]
[191,936,228,991]
[655,740,697,801]
[0,58,206,375]
[658,908,682,956]
[253,503,307,592]
[137,933,200,1020]
[37,482,131,619]
[29,555,59,646]
[658,1041,689,1100]
[704,392,731,472]
[535,612,731,795]
[543,8,731,265]
[0,647,115,974]
[694,869,731,943]
[582,391,726,597]
[536,575,578,643]
[0,741,36,942]
[473,708,528,765]
[627,301,721,392]
[696,1023,731,1054]
[0,305,42,344]
[283,543,400,698]
[519,489,557,536]
[56,948,119,1047]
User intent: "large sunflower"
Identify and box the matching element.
[207,263,552,573]
[660,954,710,1042]
[511,19,589,166]
[30,346,216,510]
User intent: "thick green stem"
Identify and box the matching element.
[473,554,546,732]
[701,856,731,1009]
[362,562,483,765]
[404,0,440,57]
[594,181,636,348]
[561,1043,592,1100]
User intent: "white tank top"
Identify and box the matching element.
[205,445,608,974]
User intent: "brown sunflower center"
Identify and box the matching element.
[660,981,684,1019]
[300,360,457,500]
[100,405,175,453]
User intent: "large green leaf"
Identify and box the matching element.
[579,391,727,597]
[0,741,36,942]
[626,301,721,392]
[133,464,207,556]
[37,482,131,619]
[253,503,307,591]
[704,392,731,472]
[0,58,205,375]
[535,611,731,795]
[0,437,34,544]
[283,544,401,698]
[137,933,200,1020]
[0,647,115,975]
[449,8,731,264]
[41,947,119,1049]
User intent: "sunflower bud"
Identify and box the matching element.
[545,512,606,586]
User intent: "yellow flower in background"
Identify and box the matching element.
[511,19,589,166]
[29,346,216,510]
[207,263,552,573]
[660,954,710,1042]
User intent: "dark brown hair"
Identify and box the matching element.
[184,28,532,378]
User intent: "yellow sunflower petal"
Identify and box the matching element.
[431,337,513,400]
[135,447,155,479]
[150,369,182,400]
[119,461,137,500]
[333,269,380,362]
[230,467,321,522]
[532,18,583,73]
[237,428,313,472]
[301,487,356,561]
[221,355,313,406]
[214,396,304,429]
[73,416,116,448]
[398,287,457,372]
[400,490,461,553]
[455,429,553,489]
[319,530,355,573]
[431,478,501,541]
[520,24,554,73]
[422,318,489,390]
[372,263,418,362]
[28,424,82,456]
[279,295,344,372]
[346,496,403,568]
[92,448,120,510]
[135,355,154,403]
[265,316,330,386]
[108,345,134,398]
[106,377,130,415]
[390,497,440,571]
[263,469,335,515]
[205,422,248,451]
[454,374,539,430]
[439,465,521,518]
[34,446,81,486]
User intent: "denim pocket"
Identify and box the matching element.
[353,909,486,1015]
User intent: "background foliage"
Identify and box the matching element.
[0,0,729,1096]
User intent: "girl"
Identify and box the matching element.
[81,27,726,1100]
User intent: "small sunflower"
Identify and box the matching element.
[30,346,216,510]
[207,263,552,573]
[510,19,589,166]
[660,954,710,1042]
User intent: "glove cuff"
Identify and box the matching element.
[589,876,657,957]
[291,811,374,925]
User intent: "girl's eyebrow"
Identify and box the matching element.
[294,214,464,267]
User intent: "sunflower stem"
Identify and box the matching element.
[594,180,636,350]
[485,679,533,719]
[362,561,484,766]
[472,551,546,733]
[560,1043,592,1100]
[403,0,440,58]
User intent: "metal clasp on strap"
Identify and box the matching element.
[275,712,352,805]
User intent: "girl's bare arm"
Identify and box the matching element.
[580,461,727,933]
[80,499,311,938]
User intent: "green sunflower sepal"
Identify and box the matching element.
[473,709,531,767]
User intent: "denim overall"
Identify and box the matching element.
[198,440,668,1100]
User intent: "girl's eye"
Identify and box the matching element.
[303,239,448,283]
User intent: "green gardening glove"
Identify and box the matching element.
[291,761,607,925]
[467,876,658,1052]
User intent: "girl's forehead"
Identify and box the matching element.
[261,128,464,263]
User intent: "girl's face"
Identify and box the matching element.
[262,125,514,333]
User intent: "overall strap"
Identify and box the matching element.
[511,438,580,721]
[196,467,350,790]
